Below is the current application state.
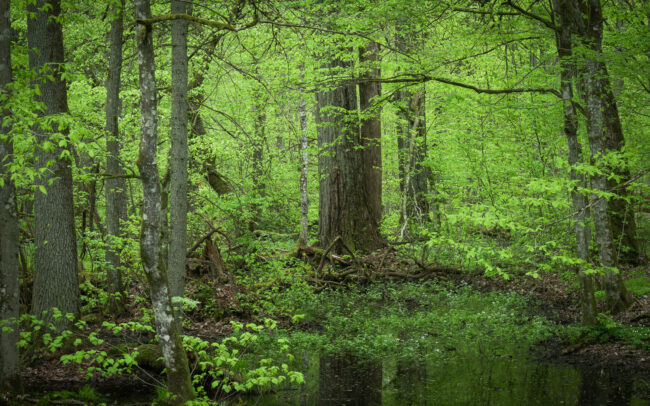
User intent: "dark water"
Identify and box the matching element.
[248,352,650,406]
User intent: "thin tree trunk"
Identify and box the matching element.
[601,76,640,264]
[0,0,21,390]
[104,0,127,315]
[168,0,189,301]
[28,0,80,330]
[297,64,309,247]
[579,0,633,314]
[553,0,597,325]
[134,1,194,402]
[249,98,266,233]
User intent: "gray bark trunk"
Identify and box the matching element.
[554,0,597,325]
[28,0,80,330]
[104,0,126,315]
[298,65,309,247]
[0,0,21,390]
[316,50,382,253]
[395,30,430,233]
[249,98,266,233]
[134,1,194,402]
[168,0,189,301]
[397,86,429,235]
[579,0,632,314]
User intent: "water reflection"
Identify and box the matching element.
[247,351,649,405]
[318,353,382,406]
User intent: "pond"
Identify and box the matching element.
[247,350,650,406]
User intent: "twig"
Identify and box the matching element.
[316,236,342,277]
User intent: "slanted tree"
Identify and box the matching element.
[27,0,79,329]
[0,0,21,391]
[134,0,194,402]
[105,0,127,315]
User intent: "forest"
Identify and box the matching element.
[0,0,649,404]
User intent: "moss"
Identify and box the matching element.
[135,344,165,372]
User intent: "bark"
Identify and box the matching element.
[168,0,189,300]
[397,86,429,236]
[359,41,383,226]
[249,97,266,233]
[134,0,194,402]
[28,0,80,330]
[553,0,597,325]
[316,49,382,253]
[297,65,309,247]
[601,77,640,264]
[395,30,431,233]
[0,0,21,391]
[577,0,632,314]
[105,0,126,315]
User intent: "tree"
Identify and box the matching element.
[28,0,80,329]
[169,0,189,301]
[105,0,127,315]
[574,0,633,313]
[134,0,194,402]
[359,41,383,230]
[0,0,21,391]
[297,63,310,247]
[316,43,383,253]
[553,0,597,325]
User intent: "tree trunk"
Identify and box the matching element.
[249,97,266,233]
[359,41,382,225]
[168,0,189,301]
[601,75,640,265]
[134,1,194,402]
[553,0,597,325]
[0,0,21,390]
[579,0,632,314]
[397,86,429,236]
[395,30,430,233]
[104,0,126,315]
[27,0,80,330]
[297,65,310,247]
[316,50,382,253]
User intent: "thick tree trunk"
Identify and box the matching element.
[168,0,189,301]
[579,0,632,314]
[298,65,310,247]
[0,0,21,390]
[27,0,80,330]
[134,1,194,402]
[359,41,382,225]
[316,52,382,253]
[553,0,597,325]
[105,0,126,315]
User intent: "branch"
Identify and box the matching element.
[504,1,558,32]
[452,7,519,16]
[360,74,562,98]
[136,13,258,32]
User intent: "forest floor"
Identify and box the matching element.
[10,249,650,405]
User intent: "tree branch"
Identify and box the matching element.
[136,13,258,32]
